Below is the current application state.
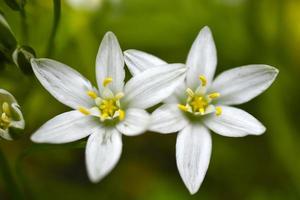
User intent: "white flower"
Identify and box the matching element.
[0,89,25,140]
[30,32,186,183]
[124,26,279,194]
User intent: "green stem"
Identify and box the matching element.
[20,8,28,44]
[46,0,61,57]
[0,146,23,200]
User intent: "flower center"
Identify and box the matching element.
[178,75,222,116]
[78,77,125,122]
[0,102,12,130]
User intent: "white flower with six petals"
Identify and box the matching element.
[0,89,25,140]
[124,26,279,194]
[30,32,186,182]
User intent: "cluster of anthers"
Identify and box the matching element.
[78,77,125,122]
[0,102,12,130]
[178,75,222,117]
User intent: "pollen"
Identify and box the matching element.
[0,102,11,129]
[199,75,207,87]
[87,91,98,99]
[178,75,222,116]
[208,92,220,99]
[178,104,188,112]
[103,77,113,87]
[215,106,222,116]
[78,107,91,115]
[118,109,125,121]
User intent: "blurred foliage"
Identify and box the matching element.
[0,0,300,199]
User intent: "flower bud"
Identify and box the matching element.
[12,45,36,75]
[0,89,25,140]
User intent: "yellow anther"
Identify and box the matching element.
[87,91,98,99]
[208,92,220,99]
[118,109,125,121]
[1,113,10,123]
[178,104,188,112]
[199,75,207,87]
[199,108,205,115]
[115,92,124,100]
[2,102,11,116]
[78,107,90,115]
[186,88,194,97]
[215,106,222,116]
[103,77,113,87]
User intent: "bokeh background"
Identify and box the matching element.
[0,0,300,199]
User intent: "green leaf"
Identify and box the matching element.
[0,12,17,58]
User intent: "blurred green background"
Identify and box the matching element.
[0,0,300,199]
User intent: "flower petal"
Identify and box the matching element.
[203,106,266,137]
[116,108,150,136]
[123,64,186,109]
[124,49,167,76]
[186,26,217,89]
[149,104,188,134]
[210,65,279,105]
[31,58,94,109]
[96,32,125,93]
[31,111,98,144]
[176,124,212,194]
[86,127,122,183]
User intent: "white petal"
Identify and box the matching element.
[186,26,217,89]
[149,104,188,134]
[96,32,125,93]
[123,64,186,109]
[0,129,12,140]
[31,58,94,109]
[203,106,266,137]
[116,108,150,136]
[163,82,187,104]
[124,49,167,76]
[86,128,122,183]
[10,102,25,129]
[210,65,279,105]
[176,124,212,194]
[31,111,98,144]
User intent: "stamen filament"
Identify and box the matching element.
[186,88,194,97]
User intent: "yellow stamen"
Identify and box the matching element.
[199,108,205,115]
[208,92,220,99]
[215,106,222,116]
[78,107,90,115]
[178,104,188,112]
[103,77,113,87]
[87,91,98,99]
[1,113,10,123]
[186,88,194,97]
[2,102,11,116]
[118,109,125,121]
[199,75,207,87]
[115,92,124,100]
